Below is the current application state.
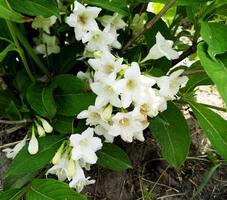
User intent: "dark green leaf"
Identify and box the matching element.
[8,0,59,18]
[201,22,227,56]
[53,116,75,134]
[26,82,57,118]
[186,100,227,160]
[26,179,87,200]
[97,143,132,171]
[0,0,24,23]
[84,0,129,16]
[0,189,21,200]
[4,136,64,179]
[149,102,190,168]
[198,43,227,106]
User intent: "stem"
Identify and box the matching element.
[16,26,49,75]
[0,119,31,125]
[6,21,35,82]
[0,125,24,137]
[122,0,176,52]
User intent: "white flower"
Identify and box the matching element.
[135,87,167,117]
[77,105,105,126]
[142,32,179,62]
[28,128,39,155]
[40,118,53,133]
[46,152,70,181]
[66,2,101,41]
[82,28,115,52]
[108,110,148,143]
[32,16,57,34]
[2,136,27,159]
[69,161,95,192]
[90,76,122,108]
[99,13,127,31]
[94,124,114,143]
[115,62,156,108]
[88,51,123,81]
[35,34,60,56]
[70,128,102,164]
[156,69,189,100]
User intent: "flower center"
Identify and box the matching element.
[126,79,136,90]
[119,117,130,127]
[104,63,114,74]
[78,14,88,25]
[140,104,149,115]
[90,112,101,121]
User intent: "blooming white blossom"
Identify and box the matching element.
[66,1,101,41]
[135,87,167,117]
[156,69,189,100]
[88,52,123,81]
[108,110,148,143]
[32,16,57,34]
[70,128,102,164]
[90,76,122,108]
[142,32,179,62]
[35,34,60,56]
[77,105,105,126]
[28,128,39,155]
[94,123,114,143]
[3,136,27,159]
[82,28,115,52]
[114,62,156,108]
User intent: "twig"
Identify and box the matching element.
[172,43,197,67]
[157,192,186,199]
[122,0,176,52]
[0,125,24,137]
[0,119,31,125]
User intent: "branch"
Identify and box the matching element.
[0,119,31,125]
[0,125,25,137]
[122,0,176,52]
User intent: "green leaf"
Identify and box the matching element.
[0,189,21,200]
[53,75,96,116]
[201,22,227,56]
[84,0,129,16]
[26,179,87,200]
[26,82,57,118]
[186,100,227,160]
[53,116,75,134]
[8,0,59,18]
[97,143,132,171]
[198,43,227,106]
[149,102,190,168]
[4,136,64,180]
[0,0,24,23]
[0,43,16,62]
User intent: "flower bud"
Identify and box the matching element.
[28,127,39,155]
[103,104,112,121]
[67,159,75,178]
[52,142,65,164]
[35,121,46,137]
[41,119,53,133]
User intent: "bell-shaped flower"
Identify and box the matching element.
[134,87,167,117]
[70,128,102,164]
[32,16,57,34]
[142,32,179,62]
[90,76,122,108]
[108,110,148,143]
[88,51,123,81]
[69,161,95,192]
[156,69,189,100]
[114,62,156,108]
[66,1,101,41]
[2,136,27,159]
[94,124,114,143]
[35,34,60,57]
[77,105,105,126]
[99,13,127,31]
[28,127,39,155]
[82,28,115,52]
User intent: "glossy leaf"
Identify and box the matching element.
[26,179,87,200]
[0,0,24,23]
[198,43,227,106]
[0,189,21,200]
[186,100,227,160]
[149,102,190,168]
[97,143,132,171]
[8,0,59,18]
